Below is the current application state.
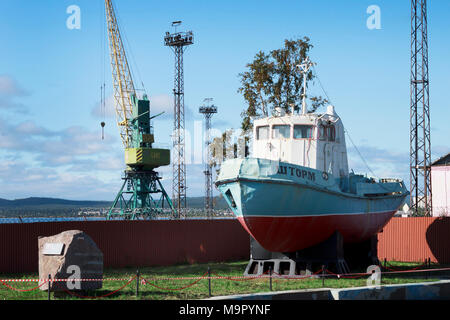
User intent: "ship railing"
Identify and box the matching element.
[379,178,403,183]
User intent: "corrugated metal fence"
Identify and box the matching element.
[1,217,449,274]
[378,217,450,263]
[0,219,250,274]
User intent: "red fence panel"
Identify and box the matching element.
[3,216,450,274]
[378,217,450,263]
[0,219,250,274]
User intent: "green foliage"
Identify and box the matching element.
[238,37,328,132]
[209,129,236,173]
[410,204,431,217]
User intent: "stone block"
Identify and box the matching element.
[38,230,103,291]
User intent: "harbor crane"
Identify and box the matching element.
[104,0,175,219]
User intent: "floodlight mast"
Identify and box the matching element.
[199,98,218,218]
[164,22,194,218]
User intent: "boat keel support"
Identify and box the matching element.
[244,231,379,276]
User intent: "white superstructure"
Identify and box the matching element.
[251,58,350,179]
[252,105,349,179]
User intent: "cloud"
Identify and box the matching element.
[90,93,195,121]
[91,94,116,119]
[0,158,122,200]
[212,119,234,130]
[149,94,195,121]
[0,118,126,200]
[0,75,29,112]
[14,120,55,136]
[0,114,211,200]
[184,164,212,197]
[347,144,409,182]
[0,98,28,112]
[157,163,211,198]
[0,75,28,96]
[432,145,450,161]
[0,118,119,168]
[0,77,209,200]
[150,94,173,118]
[68,155,124,173]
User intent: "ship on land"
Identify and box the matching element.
[215,59,409,253]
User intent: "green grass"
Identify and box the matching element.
[0,260,447,300]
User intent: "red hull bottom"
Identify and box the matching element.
[237,211,395,252]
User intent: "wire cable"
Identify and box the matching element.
[113,2,146,96]
[312,64,382,180]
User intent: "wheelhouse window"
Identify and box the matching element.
[256,125,269,140]
[319,125,326,140]
[272,125,290,139]
[318,124,336,142]
[293,125,314,139]
[327,125,336,141]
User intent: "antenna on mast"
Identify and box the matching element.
[297,57,315,115]
[171,20,182,33]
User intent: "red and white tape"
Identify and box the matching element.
[1,266,450,284]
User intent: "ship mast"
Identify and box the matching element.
[297,58,314,115]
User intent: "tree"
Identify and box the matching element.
[209,129,236,174]
[238,37,328,132]
[238,51,274,121]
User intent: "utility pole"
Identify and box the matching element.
[164,22,193,218]
[410,0,432,216]
[199,98,218,218]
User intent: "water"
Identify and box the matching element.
[0,216,235,224]
[0,217,107,224]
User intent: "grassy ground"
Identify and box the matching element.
[0,260,447,300]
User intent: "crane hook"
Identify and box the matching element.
[101,121,105,140]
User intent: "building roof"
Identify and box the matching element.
[432,152,450,166]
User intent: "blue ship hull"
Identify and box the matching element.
[216,158,409,252]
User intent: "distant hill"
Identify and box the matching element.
[0,197,111,208]
[185,196,228,210]
[0,196,229,209]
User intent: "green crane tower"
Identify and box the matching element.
[104,0,175,219]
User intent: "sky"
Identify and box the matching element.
[0,0,449,201]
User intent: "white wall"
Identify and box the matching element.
[431,165,450,216]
